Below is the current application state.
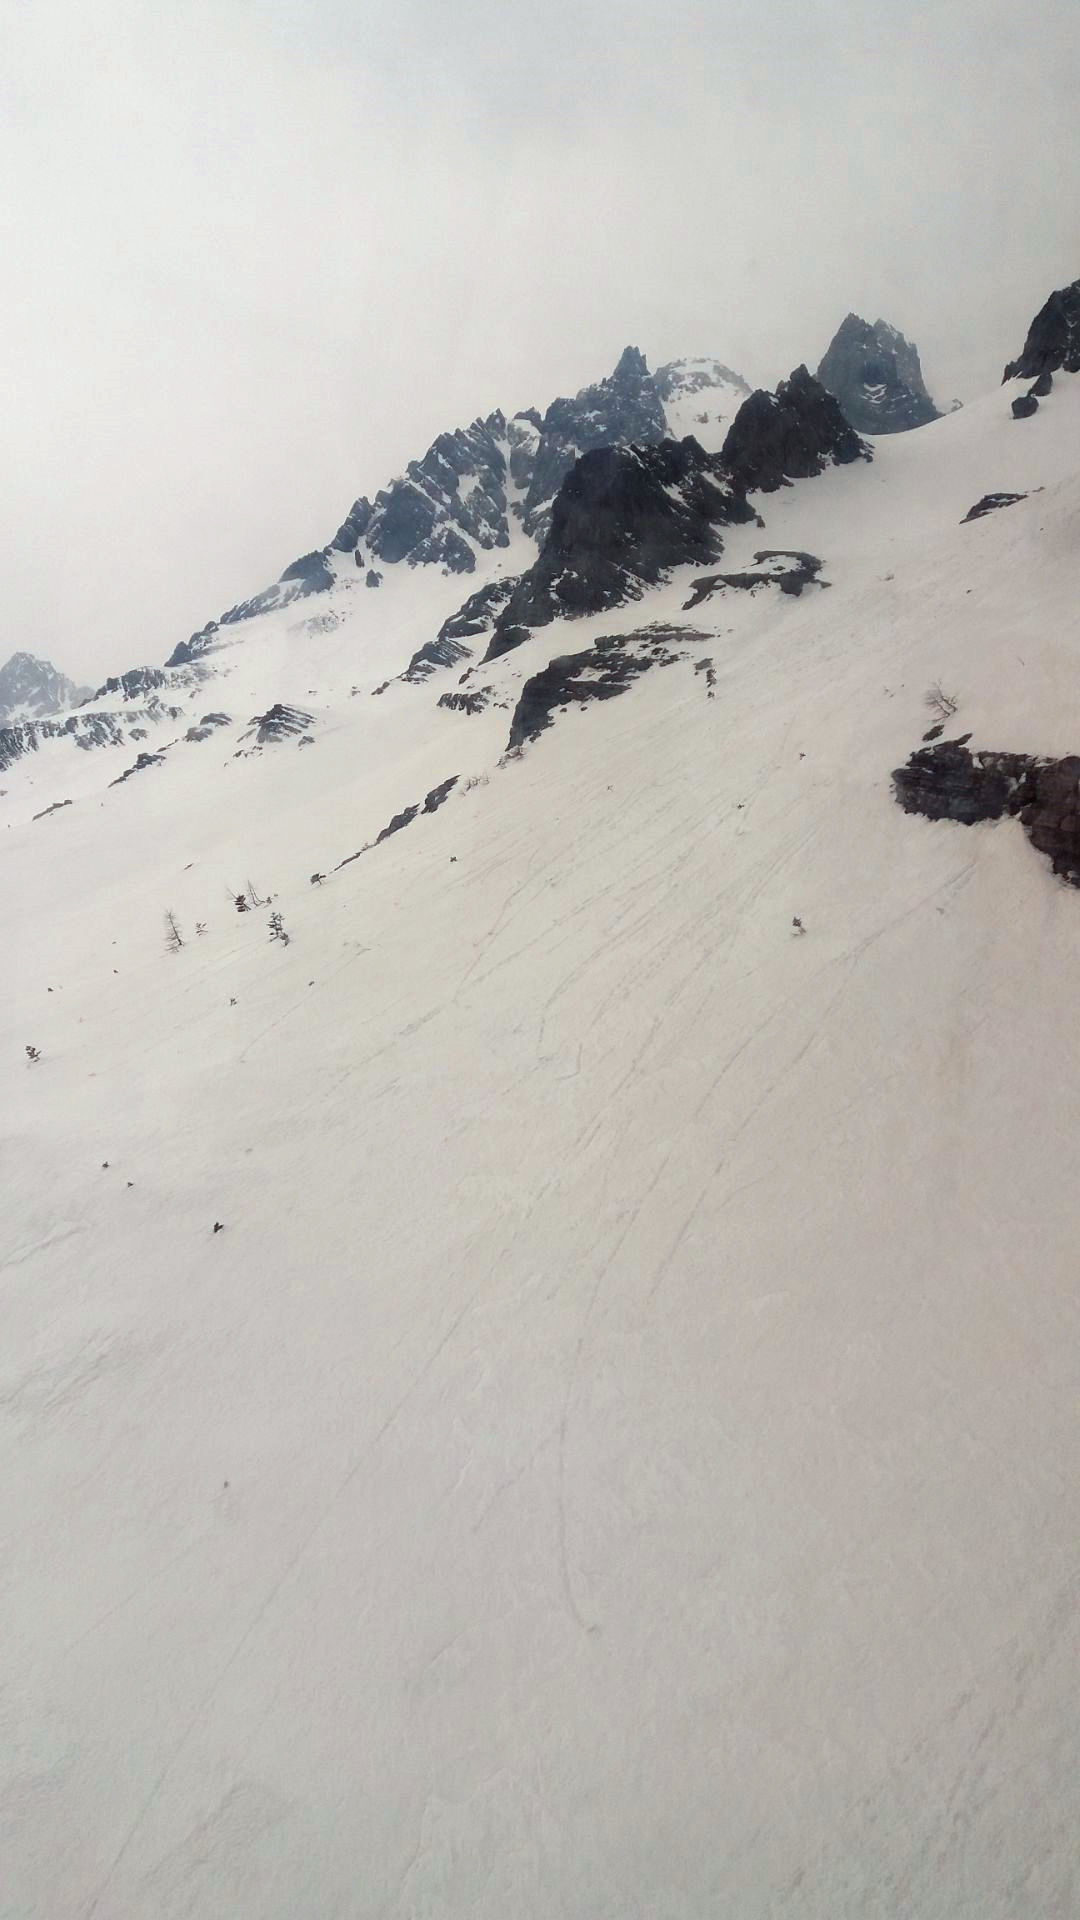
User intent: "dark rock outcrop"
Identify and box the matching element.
[239,704,315,747]
[483,370,862,663]
[485,439,754,662]
[438,689,490,715]
[161,351,752,668]
[0,652,90,724]
[506,627,690,752]
[184,712,231,743]
[721,366,870,492]
[32,799,73,820]
[683,551,827,608]
[335,775,459,869]
[109,750,166,787]
[401,637,472,684]
[519,346,668,539]
[816,315,940,434]
[893,737,1080,885]
[1012,393,1039,420]
[1003,277,1080,381]
[961,492,1027,524]
[0,704,183,776]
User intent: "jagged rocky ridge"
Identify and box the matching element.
[816,315,939,435]
[894,736,1080,885]
[163,351,750,668]
[482,368,866,661]
[0,704,186,777]
[0,652,90,724]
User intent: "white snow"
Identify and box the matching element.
[3,373,1080,1917]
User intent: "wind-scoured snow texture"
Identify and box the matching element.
[485,439,754,660]
[0,651,91,724]
[1003,275,1080,381]
[816,313,940,434]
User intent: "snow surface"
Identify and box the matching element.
[3,375,1080,1917]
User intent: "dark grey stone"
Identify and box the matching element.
[816,314,940,433]
[1003,278,1080,381]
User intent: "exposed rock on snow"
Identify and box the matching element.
[894,737,1080,884]
[184,712,232,743]
[1003,275,1080,381]
[484,371,855,662]
[0,651,91,724]
[519,346,667,540]
[31,798,73,820]
[0,703,184,775]
[89,665,208,703]
[721,365,871,492]
[109,750,167,787]
[506,627,693,751]
[486,439,754,662]
[1012,393,1039,420]
[438,687,491,715]
[239,704,315,747]
[683,550,827,608]
[400,637,473,684]
[335,774,459,867]
[961,492,1028,523]
[816,314,940,434]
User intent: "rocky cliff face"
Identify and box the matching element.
[482,368,865,662]
[484,439,755,662]
[163,350,750,669]
[721,365,870,491]
[1003,277,1080,382]
[816,315,939,434]
[0,652,90,724]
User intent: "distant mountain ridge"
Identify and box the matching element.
[166,350,751,667]
[0,651,90,725]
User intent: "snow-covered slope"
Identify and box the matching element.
[3,334,1080,1916]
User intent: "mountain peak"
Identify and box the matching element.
[816,313,939,434]
[0,651,90,725]
[612,345,650,383]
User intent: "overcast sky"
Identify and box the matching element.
[4,0,1079,682]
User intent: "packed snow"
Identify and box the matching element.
[3,372,1079,1917]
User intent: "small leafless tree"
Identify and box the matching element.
[268,910,290,946]
[925,681,959,723]
[164,909,185,953]
[25,1044,41,1063]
